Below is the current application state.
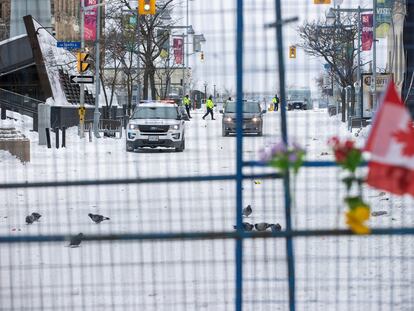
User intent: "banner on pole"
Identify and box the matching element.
[361,13,373,51]
[157,30,170,58]
[173,37,184,65]
[84,0,97,41]
[376,0,394,38]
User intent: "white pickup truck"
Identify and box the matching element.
[126,101,187,152]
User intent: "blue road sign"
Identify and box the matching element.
[57,42,81,50]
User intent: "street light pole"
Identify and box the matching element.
[182,32,185,97]
[372,0,377,112]
[136,10,141,110]
[356,6,362,118]
[185,0,189,96]
[93,0,101,138]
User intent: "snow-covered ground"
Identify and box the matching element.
[0,108,413,310]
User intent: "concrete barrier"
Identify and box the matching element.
[0,128,30,163]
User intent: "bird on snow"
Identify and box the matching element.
[31,212,42,221]
[233,222,254,232]
[269,223,282,232]
[88,213,110,224]
[242,205,252,217]
[25,214,36,225]
[254,223,270,231]
[69,233,84,247]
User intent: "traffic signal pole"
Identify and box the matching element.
[80,0,85,138]
[93,0,102,138]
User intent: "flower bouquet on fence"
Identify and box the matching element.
[259,141,305,175]
[328,137,370,235]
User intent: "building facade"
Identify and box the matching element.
[52,0,80,41]
[0,0,11,40]
[0,0,80,41]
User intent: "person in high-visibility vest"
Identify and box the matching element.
[183,94,192,118]
[202,95,215,120]
[272,94,280,111]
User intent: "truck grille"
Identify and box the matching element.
[138,125,169,133]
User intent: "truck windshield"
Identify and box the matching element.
[225,102,260,113]
[132,106,179,119]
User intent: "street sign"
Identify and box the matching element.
[70,75,94,84]
[57,41,81,50]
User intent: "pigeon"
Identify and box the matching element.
[242,205,252,217]
[233,222,254,232]
[31,212,42,221]
[269,223,282,232]
[25,214,35,225]
[69,233,84,247]
[88,213,110,224]
[254,222,270,231]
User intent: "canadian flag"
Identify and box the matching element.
[365,81,414,195]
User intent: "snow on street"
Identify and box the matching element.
[1,108,413,310]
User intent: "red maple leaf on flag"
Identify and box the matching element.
[393,121,414,157]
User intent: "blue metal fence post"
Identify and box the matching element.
[275,0,296,310]
[235,0,244,310]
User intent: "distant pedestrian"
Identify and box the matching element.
[202,95,215,120]
[183,94,192,118]
[272,94,280,111]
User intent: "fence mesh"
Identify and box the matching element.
[0,0,413,310]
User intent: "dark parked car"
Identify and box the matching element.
[220,101,266,136]
[288,100,308,110]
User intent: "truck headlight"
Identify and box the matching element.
[225,117,232,122]
[129,124,139,130]
[252,117,260,122]
[170,124,180,130]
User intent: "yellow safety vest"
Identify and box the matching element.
[183,97,191,106]
[206,99,214,109]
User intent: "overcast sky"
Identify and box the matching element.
[173,0,387,97]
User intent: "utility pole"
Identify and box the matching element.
[80,0,85,138]
[93,0,101,138]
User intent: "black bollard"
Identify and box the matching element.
[88,126,92,142]
[55,128,59,149]
[45,128,51,148]
[1,105,6,120]
[62,127,66,148]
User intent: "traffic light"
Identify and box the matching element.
[139,0,156,15]
[200,52,204,61]
[289,46,296,59]
[313,0,331,3]
[77,52,90,73]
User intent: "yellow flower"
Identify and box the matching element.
[345,205,371,235]
[352,205,370,222]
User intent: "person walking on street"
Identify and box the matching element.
[183,94,192,118]
[272,94,280,111]
[202,95,215,120]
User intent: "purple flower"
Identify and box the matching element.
[270,142,287,156]
[288,152,298,163]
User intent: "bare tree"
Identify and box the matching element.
[298,14,359,122]
[154,44,181,99]
[120,0,175,100]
